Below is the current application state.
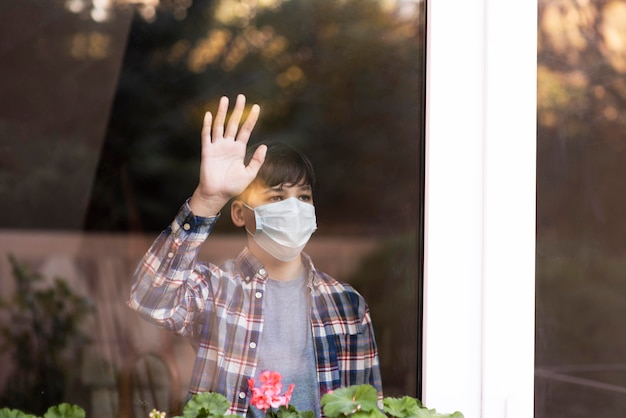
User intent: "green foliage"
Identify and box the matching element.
[415,411,463,418]
[0,404,85,418]
[0,409,38,418]
[42,404,86,418]
[384,396,463,418]
[0,255,93,414]
[271,405,314,418]
[321,385,385,418]
[383,396,423,417]
[171,392,234,418]
[1,388,462,418]
[170,392,314,418]
[321,385,463,418]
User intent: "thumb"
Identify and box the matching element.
[245,144,267,178]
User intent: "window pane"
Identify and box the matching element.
[536,0,626,415]
[0,0,425,415]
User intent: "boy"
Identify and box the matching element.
[129,94,382,417]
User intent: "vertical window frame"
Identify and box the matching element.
[422,1,537,417]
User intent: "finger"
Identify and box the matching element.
[236,103,260,144]
[212,96,228,140]
[224,94,245,139]
[201,111,213,144]
[245,144,267,176]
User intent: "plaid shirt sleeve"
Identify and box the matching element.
[128,200,218,337]
[128,201,268,415]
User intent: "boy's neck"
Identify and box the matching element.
[248,241,305,281]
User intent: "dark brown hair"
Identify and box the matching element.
[245,142,316,188]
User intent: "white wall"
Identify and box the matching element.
[423,0,536,417]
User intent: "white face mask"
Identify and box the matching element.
[243,197,317,261]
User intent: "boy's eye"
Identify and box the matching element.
[269,195,283,201]
[299,194,312,202]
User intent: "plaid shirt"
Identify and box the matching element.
[129,202,383,416]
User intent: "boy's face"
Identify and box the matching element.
[243,180,314,208]
[231,180,314,232]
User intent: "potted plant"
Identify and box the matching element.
[0,372,463,418]
[320,384,463,418]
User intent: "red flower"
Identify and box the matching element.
[283,383,295,406]
[248,371,295,413]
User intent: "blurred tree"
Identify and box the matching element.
[536,2,626,416]
[537,0,626,253]
[0,256,93,415]
[346,233,420,396]
[85,0,425,235]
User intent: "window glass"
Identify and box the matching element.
[0,0,425,416]
[536,0,626,415]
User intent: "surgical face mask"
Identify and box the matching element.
[242,197,317,261]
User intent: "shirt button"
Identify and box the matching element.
[249,342,257,349]
[255,292,263,299]
[183,223,191,231]
[167,252,174,259]
[258,268,266,275]
[239,391,246,399]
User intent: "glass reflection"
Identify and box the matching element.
[537,0,626,416]
[0,0,425,416]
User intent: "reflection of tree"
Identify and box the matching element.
[537,2,626,416]
[85,0,424,235]
[0,256,93,415]
[347,234,420,397]
[538,0,626,251]
[65,0,194,23]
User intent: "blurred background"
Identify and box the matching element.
[0,0,424,416]
[536,0,626,416]
[5,0,626,417]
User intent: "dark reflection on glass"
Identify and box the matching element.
[0,0,133,230]
[536,1,626,416]
[0,0,425,416]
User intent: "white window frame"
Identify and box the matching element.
[422,1,537,417]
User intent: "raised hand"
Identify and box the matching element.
[189,94,266,217]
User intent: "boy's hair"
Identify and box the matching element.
[245,142,316,188]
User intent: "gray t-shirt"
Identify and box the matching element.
[247,274,320,417]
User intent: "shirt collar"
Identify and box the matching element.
[300,251,321,287]
[235,248,321,287]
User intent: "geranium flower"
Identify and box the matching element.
[248,371,295,414]
[259,370,282,389]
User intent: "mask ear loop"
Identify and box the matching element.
[237,199,256,237]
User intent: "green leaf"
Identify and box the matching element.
[320,385,383,418]
[297,411,315,418]
[0,409,38,418]
[183,392,231,418]
[350,411,386,418]
[275,405,316,418]
[275,405,300,418]
[43,403,85,418]
[414,408,464,418]
[383,396,423,417]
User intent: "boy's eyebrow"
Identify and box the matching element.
[265,184,312,192]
